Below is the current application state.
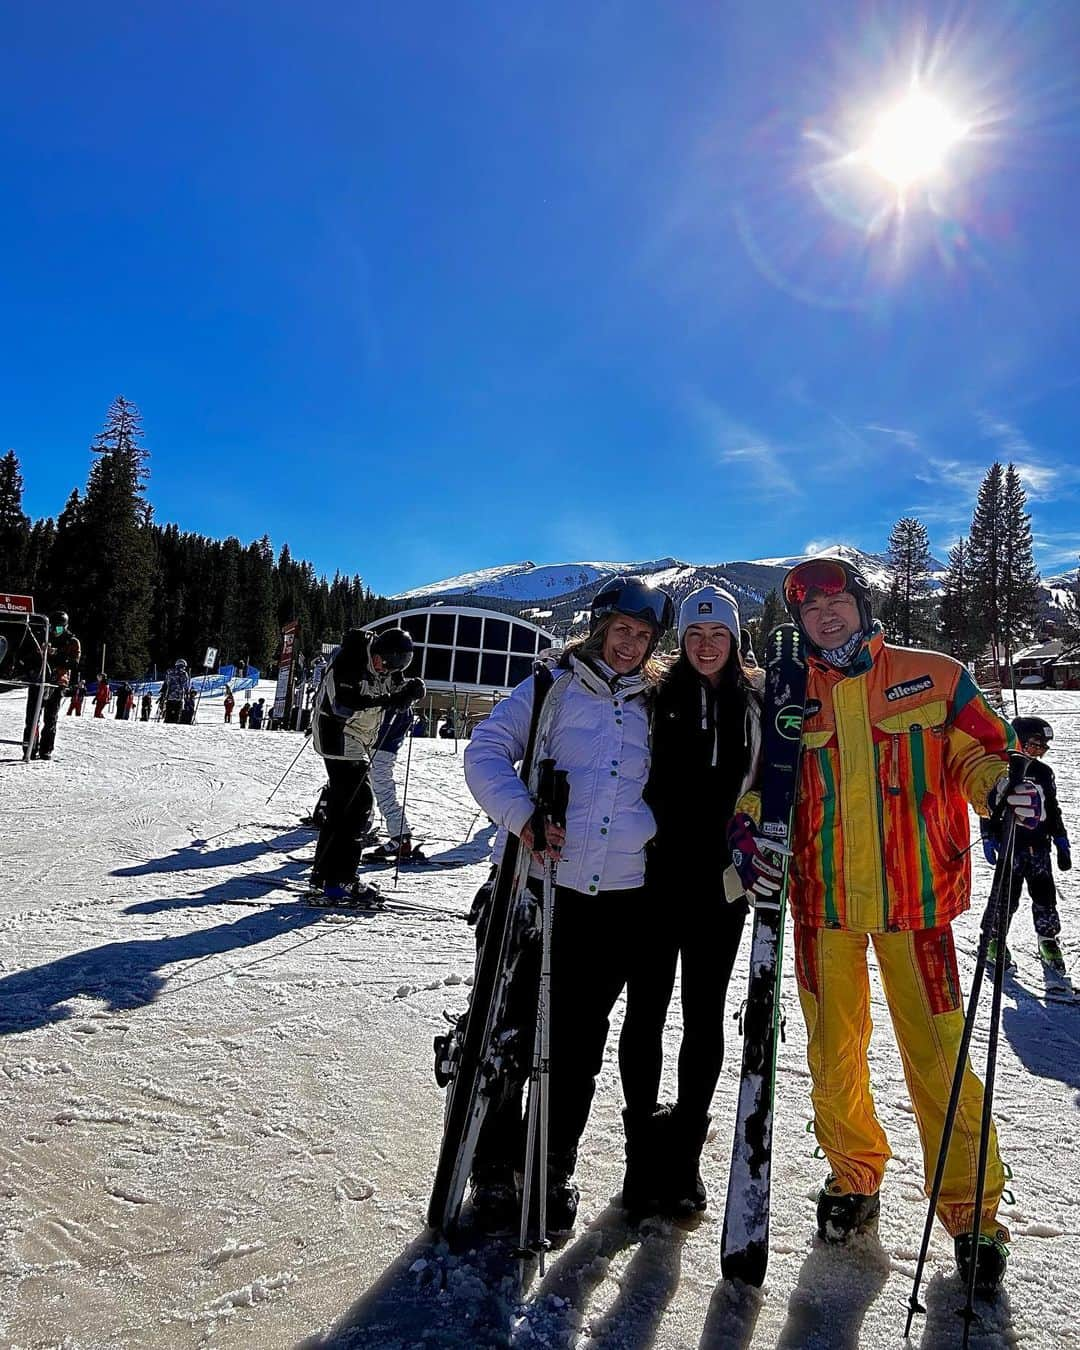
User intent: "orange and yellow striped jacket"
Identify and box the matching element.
[787,628,1013,933]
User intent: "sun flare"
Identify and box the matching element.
[864,91,967,190]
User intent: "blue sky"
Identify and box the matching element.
[4,1,1079,594]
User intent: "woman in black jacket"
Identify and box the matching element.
[619,584,762,1217]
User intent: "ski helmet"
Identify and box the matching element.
[370,626,415,672]
[1013,716,1053,747]
[51,611,69,635]
[589,576,675,640]
[782,556,874,638]
[176,657,188,670]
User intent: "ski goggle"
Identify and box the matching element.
[592,581,675,634]
[783,559,851,607]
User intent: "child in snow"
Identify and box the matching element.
[981,715,1072,973]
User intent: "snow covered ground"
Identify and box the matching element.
[1,684,1078,1349]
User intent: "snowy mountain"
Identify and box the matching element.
[391,544,949,633]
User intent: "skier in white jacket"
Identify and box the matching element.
[462,575,674,1238]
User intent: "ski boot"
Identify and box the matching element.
[318,880,385,910]
[546,1151,580,1239]
[954,1232,1008,1294]
[620,1105,669,1217]
[468,1161,519,1237]
[1038,937,1066,975]
[987,938,1015,972]
[816,1175,881,1243]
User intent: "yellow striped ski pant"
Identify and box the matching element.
[794,923,1009,1240]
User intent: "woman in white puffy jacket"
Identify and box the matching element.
[462,576,674,1239]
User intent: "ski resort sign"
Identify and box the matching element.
[0,593,33,615]
[272,622,299,723]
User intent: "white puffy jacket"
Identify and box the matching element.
[464,653,656,895]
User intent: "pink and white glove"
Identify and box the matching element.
[989,776,1046,830]
[727,812,784,899]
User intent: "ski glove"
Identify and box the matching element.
[982,838,999,866]
[988,776,1046,830]
[727,812,784,900]
[390,677,426,708]
[1056,837,1072,872]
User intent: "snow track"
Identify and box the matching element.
[1,688,1078,1347]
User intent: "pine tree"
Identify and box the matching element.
[939,537,981,661]
[759,588,784,641]
[966,462,1006,666]
[0,450,31,591]
[885,516,933,645]
[999,463,1041,684]
[78,398,153,674]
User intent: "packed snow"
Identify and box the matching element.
[1,684,1078,1348]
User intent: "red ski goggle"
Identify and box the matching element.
[783,559,850,607]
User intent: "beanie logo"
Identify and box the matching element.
[697,602,714,615]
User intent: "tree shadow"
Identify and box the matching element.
[0,886,323,1035]
[911,1268,1016,1349]
[774,1229,890,1349]
[112,827,315,878]
[1000,975,1080,1109]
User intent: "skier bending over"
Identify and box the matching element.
[462,575,673,1240]
[981,715,1071,974]
[728,556,1045,1294]
[310,627,423,903]
[618,585,761,1218]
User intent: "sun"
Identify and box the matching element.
[864,91,967,191]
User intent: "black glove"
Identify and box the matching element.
[389,676,426,708]
[1055,837,1072,872]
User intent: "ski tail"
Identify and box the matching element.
[720,624,808,1286]
[426,664,554,1234]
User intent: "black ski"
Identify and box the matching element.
[721,623,808,1286]
[427,664,555,1234]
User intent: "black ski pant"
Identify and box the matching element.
[474,883,648,1178]
[24,684,62,756]
[619,874,748,1119]
[312,759,374,886]
[164,700,181,724]
[1007,847,1060,940]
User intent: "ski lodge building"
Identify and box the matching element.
[362,604,558,733]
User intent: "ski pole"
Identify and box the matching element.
[266,732,312,804]
[392,723,416,889]
[517,760,569,1276]
[904,753,1028,1340]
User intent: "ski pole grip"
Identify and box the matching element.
[1007,751,1029,786]
[531,758,557,851]
[552,769,570,831]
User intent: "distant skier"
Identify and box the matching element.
[67,678,87,717]
[162,659,191,724]
[224,687,235,723]
[619,585,761,1218]
[239,700,250,729]
[461,576,672,1239]
[728,556,1045,1294]
[181,689,197,724]
[115,682,134,720]
[248,697,265,730]
[93,676,111,718]
[140,691,152,722]
[23,611,81,760]
[311,627,424,903]
[981,716,1071,973]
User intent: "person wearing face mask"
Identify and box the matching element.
[726,555,1047,1294]
[461,575,673,1241]
[618,585,761,1219]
